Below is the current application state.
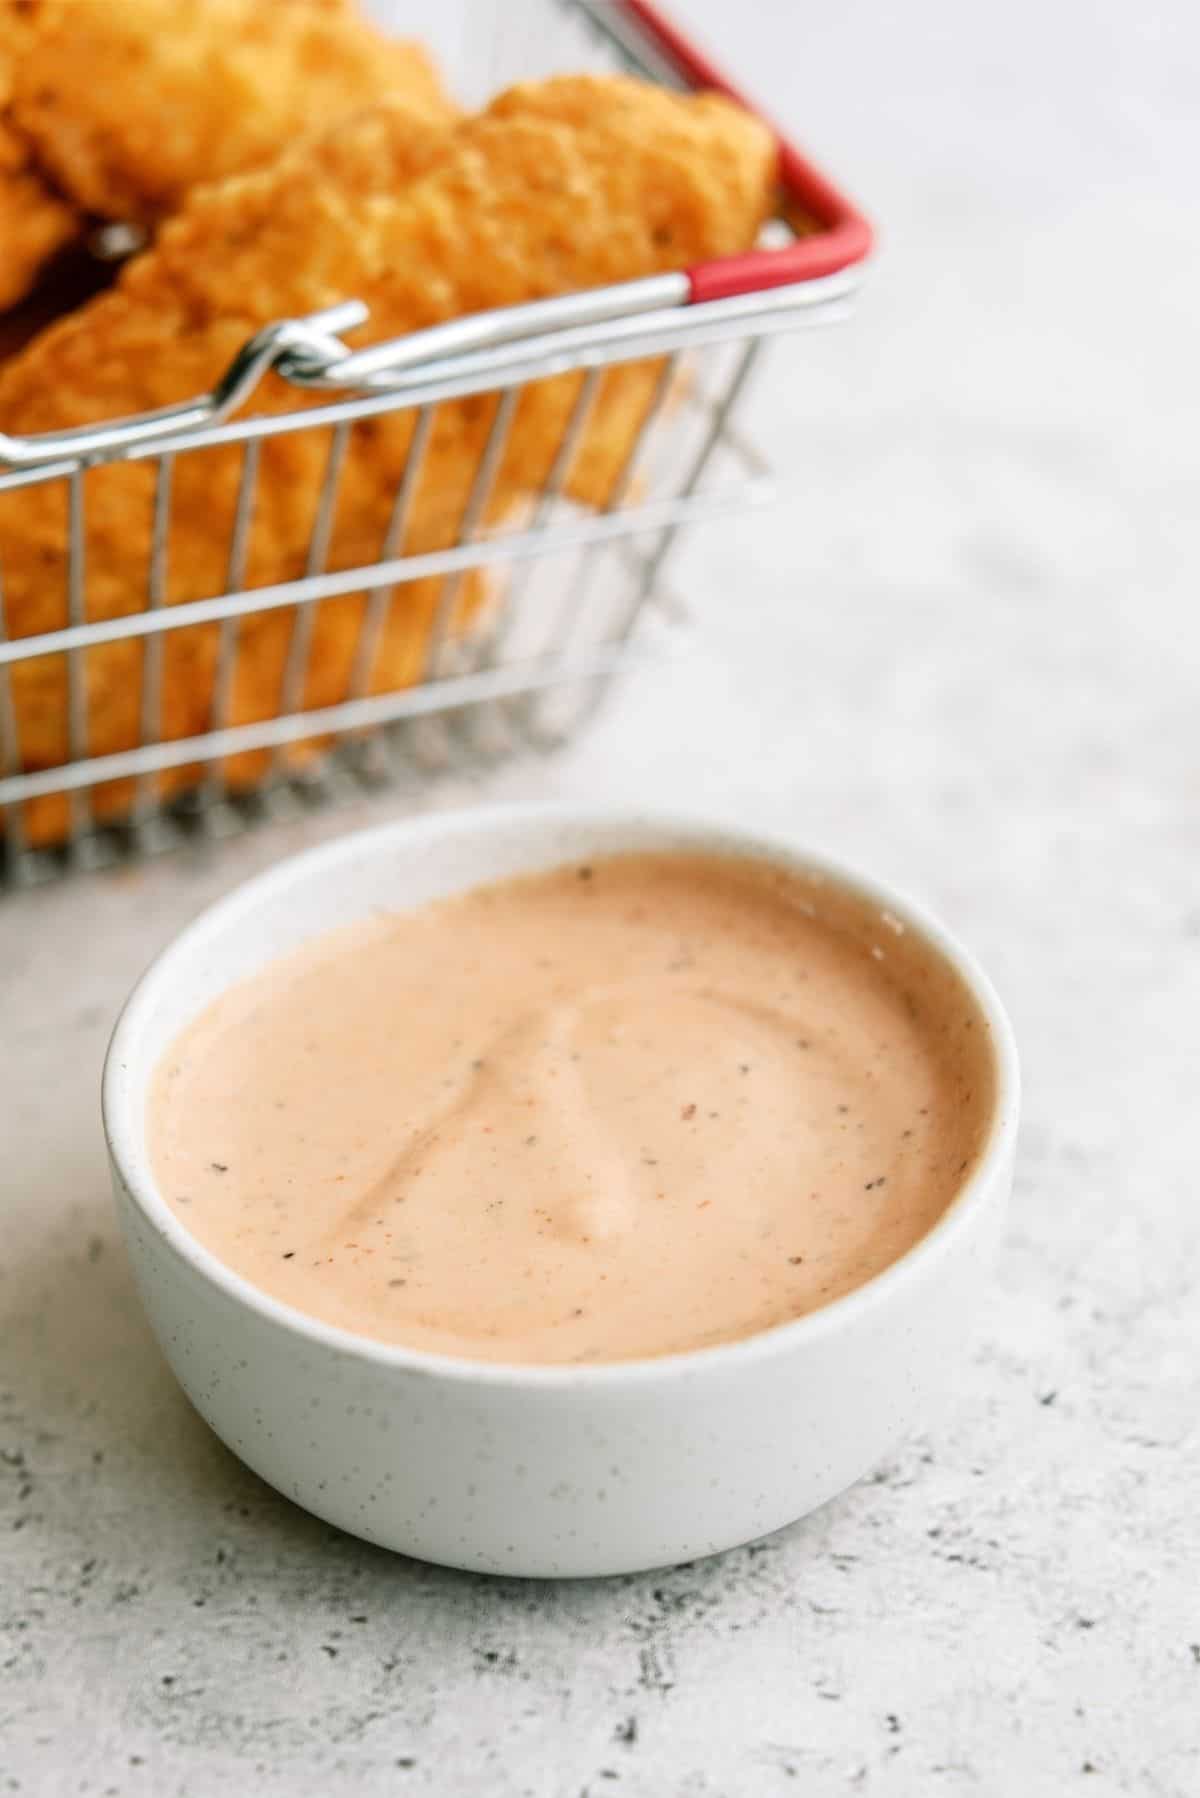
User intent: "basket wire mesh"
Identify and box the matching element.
[0,0,864,886]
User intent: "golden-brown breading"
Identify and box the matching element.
[0,40,77,310]
[0,75,776,844]
[0,119,77,310]
[0,0,453,222]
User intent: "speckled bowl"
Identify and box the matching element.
[102,804,1019,1578]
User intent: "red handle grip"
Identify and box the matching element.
[620,0,874,302]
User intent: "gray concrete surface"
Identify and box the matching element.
[2,1,1198,1792]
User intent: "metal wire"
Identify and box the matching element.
[0,0,864,885]
[0,643,661,806]
[0,274,854,492]
[0,336,795,883]
[64,470,94,852]
[268,421,352,780]
[569,0,689,87]
[0,302,368,476]
[0,565,29,866]
[442,365,607,768]
[517,351,681,743]
[423,386,520,682]
[473,367,602,670]
[0,474,771,672]
[613,339,763,649]
[200,438,261,818]
[347,404,436,702]
[131,452,175,836]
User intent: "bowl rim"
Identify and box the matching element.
[102,800,1020,1390]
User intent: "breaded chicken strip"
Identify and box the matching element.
[0,0,452,222]
[0,117,76,310]
[0,42,76,310]
[0,76,775,843]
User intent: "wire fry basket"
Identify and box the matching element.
[0,0,871,887]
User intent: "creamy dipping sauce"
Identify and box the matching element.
[149,852,995,1364]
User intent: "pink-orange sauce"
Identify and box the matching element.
[149,852,993,1363]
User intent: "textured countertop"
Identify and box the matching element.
[3,1,1197,1793]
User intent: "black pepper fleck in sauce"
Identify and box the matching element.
[149,850,993,1364]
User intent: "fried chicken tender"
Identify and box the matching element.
[0,41,77,310]
[0,76,776,844]
[0,0,453,225]
[0,0,452,309]
[0,118,76,310]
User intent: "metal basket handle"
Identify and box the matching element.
[0,263,859,476]
[580,0,874,294]
[0,0,872,475]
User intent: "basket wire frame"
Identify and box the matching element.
[0,0,860,886]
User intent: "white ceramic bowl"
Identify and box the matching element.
[103,804,1019,1578]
